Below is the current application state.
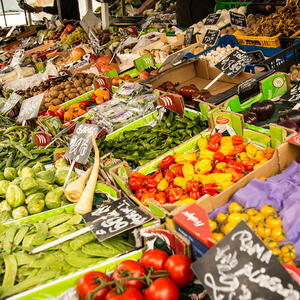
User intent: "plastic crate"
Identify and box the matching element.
[234,31,281,48]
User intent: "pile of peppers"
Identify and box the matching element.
[129,133,275,206]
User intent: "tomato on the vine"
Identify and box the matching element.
[105,286,143,300]
[140,249,169,271]
[144,278,179,300]
[76,271,110,300]
[112,260,146,290]
[164,255,194,287]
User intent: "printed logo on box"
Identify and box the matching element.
[215,116,230,125]
[273,76,284,88]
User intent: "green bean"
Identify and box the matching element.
[82,243,120,257]
[10,141,34,159]
[13,226,29,248]
[32,223,48,246]
[65,251,103,268]
[3,225,18,254]
[2,255,17,288]
[15,252,35,266]
[6,152,13,168]
[46,213,73,228]
[70,232,96,250]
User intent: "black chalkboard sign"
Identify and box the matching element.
[192,221,300,300]
[238,78,260,103]
[1,92,22,115]
[202,29,220,46]
[247,50,265,64]
[204,13,221,26]
[229,11,247,28]
[17,93,44,123]
[184,28,194,46]
[64,122,100,164]
[280,81,300,102]
[83,197,152,242]
[215,49,254,78]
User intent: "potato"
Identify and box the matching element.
[85,79,92,86]
[51,90,59,98]
[68,93,76,99]
[52,98,61,105]
[88,73,95,79]
[77,87,82,92]
[85,86,92,92]
[45,102,51,109]
[58,93,65,100]
[73,80,81,88]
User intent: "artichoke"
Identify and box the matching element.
[27,199,45,214]
[55,158,69,170]
[45,187,64,209]
[0,171,5,181]
[25,192,45,205]
[35,168,56,184]
[4,167,17,181]
[12,177,22,187]
[36,179,54,194]
[12,206,29,219]
[32,162,45,174]
[6,184,25,208]
[20,177,39,196]
[55,169,78,186]
[0,211,12,222]
[0,180,10,197]
[0,200,12,212]
[19,167,35,178]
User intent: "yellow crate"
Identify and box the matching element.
[234,31,281,48]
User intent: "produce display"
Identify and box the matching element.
[0,1,299,299]
[129,133,275,205]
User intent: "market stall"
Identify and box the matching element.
[0,0,299,299]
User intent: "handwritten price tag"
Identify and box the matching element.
[202,29,220,46]
[204,13,221,26]
[230,11,247,28]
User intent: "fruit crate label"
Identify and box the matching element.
[159,47,191,70]
[94,75,112,92]
[192,221,300,300]
[202,29,220,46]
[104,68,119,79]
[17,93,44,123]
[204,13,221,26]
[1,92,22,115]
[215,49,254,78]
[230,11,247,28]
[159,93,185,116]
[184,28,194,46]
[73,54,91,71]
[88,29,102,56]
[288,132,300,147]
[83,197,152,242]
[64,122,100,164]
[134,54,155,71]
[279,81,300,102]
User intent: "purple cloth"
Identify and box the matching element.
[208,161,300,256]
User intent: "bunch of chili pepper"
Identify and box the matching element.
[129,133,275,206]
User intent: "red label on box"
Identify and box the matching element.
[288,132,300,147]
[159,93,184,116]
[174,204,213,248]
[94,76,112,92]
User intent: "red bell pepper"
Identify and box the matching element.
[141,192,155,206]
[169,164,184,177]
[130,172,146,181]
[159,155,175,169]
[143,176,158,189]
[186,180,200,192]
[224,154,234,163]
[135,187,148,200]
[168,188,184,203]
[232,135,244,145]
[242,159,255,171]
[201,184,219,196]
[153,170,163,183]
[207,142,220,152]
[154,191,167,204]
[227,161,246,174]
[45,110,55,117]
[212,168,223,173]
[226,168,245,182]
[213,151,225,162]
[148,188,158,195]
[209,132,222,144]
[189,190,201,200]
[231,144,246,155]
[164,170,175,182]
[129,177,143,191]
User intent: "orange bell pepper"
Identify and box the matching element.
[49,105,60,113]
[96,96,104,105]
[64,108,74,123]
[73,108,86,118]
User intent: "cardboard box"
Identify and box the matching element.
[148,59,253,99]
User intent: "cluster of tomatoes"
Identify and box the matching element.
[76,249,194,300]
[111,70,158,87]
[209,202,297,265]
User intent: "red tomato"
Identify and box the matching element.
[140,249,169,271]
[112,260,146,290]
[105,286,143,300]
[164,255,194,287]
[96,56,112,66]
[150,70,158,76]
[139,70,149,80]
[76,271,110,300]
[112,77,122,86]
[101,63,120,74]
[123,74,132,80]
[144,278,179,300]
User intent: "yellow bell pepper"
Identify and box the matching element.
[182,163,195,180]
[246,144,258,158]
[174,198,196,205]
[157,178,169,191]
[238,152,248,161]
[212,173,232,185]
[260,158,268,165]
[255,150,265,162]
[221,136,232,145]
[219,142,234,156]
[194,159,212,174]
[175,150,197,164]
[199,149,215,160]
[174,177,187,190]
[219,180,234,191]
[215,162,227,171]
[197,137,208,151]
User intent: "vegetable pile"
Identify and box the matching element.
[129,133,275,205]
[76,249,194,300]
[0,210,134,298]
[99,110,208,168]
[0,158,78,221]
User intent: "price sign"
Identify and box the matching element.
[184,28,194,46]
[280,81,300,102]
[247,50,265,64]
[83,197,152,242]
[202,29,220,46]
[204,13,221,26]
[192,221,300,300]
[230,11,247,28]
[64,122,100,165]
[159,47,191,70]
[0,92,22,115]
[238,78,260,103]
[215,49,254,78]
[159,93,185,116]
[72,54,91,71]
[134,54,155,71]
[94,75,112,92]
[17,93,44,123]
[38,33,45,45]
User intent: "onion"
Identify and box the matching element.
[244,111,258,125]
[278,120,298,131]
[279,110,300,127]
[250,100,275,121]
